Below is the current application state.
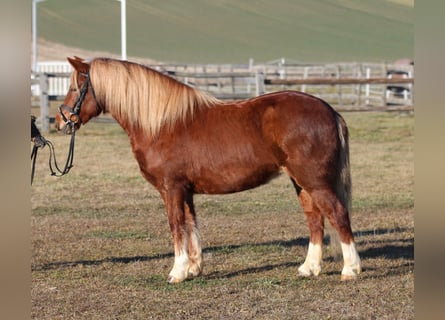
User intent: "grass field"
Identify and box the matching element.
[31,111,413,319]
[37,0,413,63]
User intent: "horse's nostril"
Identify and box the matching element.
[55,121,64,133]
[63,125,72,135]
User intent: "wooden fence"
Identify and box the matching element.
[31,60,414,132]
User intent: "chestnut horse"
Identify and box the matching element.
[55,57,361,283]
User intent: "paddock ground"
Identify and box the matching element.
[31,112,414,319]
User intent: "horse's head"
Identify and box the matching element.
[55,57,102,134]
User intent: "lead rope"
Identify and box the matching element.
[31,143,40,185]
[48,123,76,177]
[31,122,76,185]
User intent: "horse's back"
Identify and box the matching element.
[181,101,282,194]
[248,90,341,156]
[184,91,341,193]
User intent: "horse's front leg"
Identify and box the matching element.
[162,188,191,284]
[184,192,203,278]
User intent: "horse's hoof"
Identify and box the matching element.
[188,265,203,278]
[341,264,361,281]
[167,275,183,284]
[340,274,358,281]
[298,270,311,277]
[298,264,321,277]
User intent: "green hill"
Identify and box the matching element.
[36,0,413,63]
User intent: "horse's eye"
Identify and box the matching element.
[70,88,77,92]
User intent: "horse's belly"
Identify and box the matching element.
[192,163,281,194]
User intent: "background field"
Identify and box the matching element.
[36,0,413,63]
[31,112,414,319]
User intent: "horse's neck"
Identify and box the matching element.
[109,110,154,147]
[111,113,137,138]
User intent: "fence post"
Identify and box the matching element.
[39,73,49,133]
[247,58,254,94]
[255,71,265,96]
[407,67,413,105]
[382,63,388,106]
[301,67,308,93]
[365,67,371,106]
[336,64,343,106]
[356,64,362,106]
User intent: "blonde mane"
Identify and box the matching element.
[89,58,221,136]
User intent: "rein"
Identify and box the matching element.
[31,124,76,185]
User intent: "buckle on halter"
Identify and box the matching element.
[69,113,80,123]
[58,104,81,125]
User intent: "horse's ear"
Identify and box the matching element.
[67,56,90,74]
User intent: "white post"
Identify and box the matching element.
[39,73,49,133]
[120,0,127,60]
[255,71,265,96]
[32,0,47,72]
[365,67,371,105]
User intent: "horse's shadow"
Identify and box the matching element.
[33,227,414,279]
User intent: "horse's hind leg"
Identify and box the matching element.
[309,188,361,280]
[291,179,324,277]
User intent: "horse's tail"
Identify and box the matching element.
[335,113,352,218]
[327,112,352,258]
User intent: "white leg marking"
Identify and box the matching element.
[298,242,322,277]
[340,242,361,280]
[188,226,203,278]
[168,247,190,284]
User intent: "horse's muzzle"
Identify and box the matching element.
[62,124,73,135]
[55,112,81,135]
[54,118,75,135]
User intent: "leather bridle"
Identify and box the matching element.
[58,72,101,130]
